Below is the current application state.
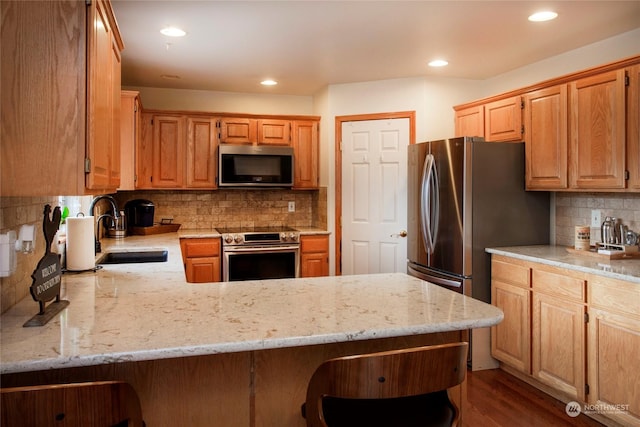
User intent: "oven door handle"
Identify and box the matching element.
[224,245,300,253]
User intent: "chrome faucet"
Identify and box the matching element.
[89,195,121,253]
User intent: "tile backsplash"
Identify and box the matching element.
[114,188,328,230]
[555,193,640,246]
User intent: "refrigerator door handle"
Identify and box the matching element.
[407,265,463,290]
[420,153,439,254]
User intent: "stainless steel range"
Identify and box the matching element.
[219,226,300,281]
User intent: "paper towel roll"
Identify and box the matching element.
[66,216,95,271]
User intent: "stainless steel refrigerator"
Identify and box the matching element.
[407,136,550,303]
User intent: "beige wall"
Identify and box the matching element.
[479,28,640,99]
[126,87,314,115]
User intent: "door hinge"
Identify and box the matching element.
[584,312,589,323]
[625,170,630,180]
[585,383,590,395]
[625,75,630,86]
[84,158,91,173]
[521,125,525,134]
[520,99,525,109]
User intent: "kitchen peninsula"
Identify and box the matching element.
[1,233,503,427]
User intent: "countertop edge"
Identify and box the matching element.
[486,246,640,284]
[1,313,502,375]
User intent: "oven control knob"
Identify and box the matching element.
[224,234,234,244]
[234,234,243,244]
[280,232,288,241]
[289,233,298,242]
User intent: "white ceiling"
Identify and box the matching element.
[112,1,640,96]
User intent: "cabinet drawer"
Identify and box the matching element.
[491,259,530,288]
[589,277,640,318]
[533,268,585,302]
[182,238,221,258]
[301,235,329,253]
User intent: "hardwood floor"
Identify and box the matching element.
[464,369,606,427]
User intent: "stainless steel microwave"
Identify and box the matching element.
[218,144,294,187]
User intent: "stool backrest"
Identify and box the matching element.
[304,342,468,427]
[1,380,144,427]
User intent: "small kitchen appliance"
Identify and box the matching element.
[125,199,155,228]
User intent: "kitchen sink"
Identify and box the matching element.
[97,250,168,264]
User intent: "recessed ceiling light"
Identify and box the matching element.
[261,79,278,86]
[160,27,186,37]
[528,11,558,22]
[428,59,448,67]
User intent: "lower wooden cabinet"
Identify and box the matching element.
[491,254,640,426]
[300,235,329,277]
[180,238,221,283]
[490,257,531,374]
[588,277,640,426]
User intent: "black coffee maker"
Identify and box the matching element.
[125,199,155,228]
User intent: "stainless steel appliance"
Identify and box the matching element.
[218,144,294,187]
[220,226,300,281]
[407,137,550,303]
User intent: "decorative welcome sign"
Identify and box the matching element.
[24,205,69,327]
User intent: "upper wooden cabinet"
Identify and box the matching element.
[186,117,218,188]
[292,121,319,189]
[570,69,627,189]
[135,112,320,190]
[454,105,484,138]
[219,117,292,145]
[1,0,123,196]
[140,114,217,190]
[119,91,141,191]
[523,85,568,190]
[484,96,523,142]
[257,119,291,145]
[455,56,640,192]
[152,115,185,188]
[219,118,257,144]
[627,64,640,190]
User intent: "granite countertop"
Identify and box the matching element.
[1,232,502,375]
[486,245,640,284]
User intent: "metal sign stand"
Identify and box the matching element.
[23,205,69,327]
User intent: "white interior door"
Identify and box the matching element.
[341,118,409,275]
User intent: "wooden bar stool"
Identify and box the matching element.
[302,342,468,427]
[1,380,144,427]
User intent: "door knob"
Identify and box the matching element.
[391,230,407,238]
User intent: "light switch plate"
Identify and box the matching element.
[288,201,295,212]
[591,210,602,228]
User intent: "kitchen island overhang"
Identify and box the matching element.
[1,233,503,427]
[0,271,503,375]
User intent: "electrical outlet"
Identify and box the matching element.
[288,201,295,212]
[591,210,602,228]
